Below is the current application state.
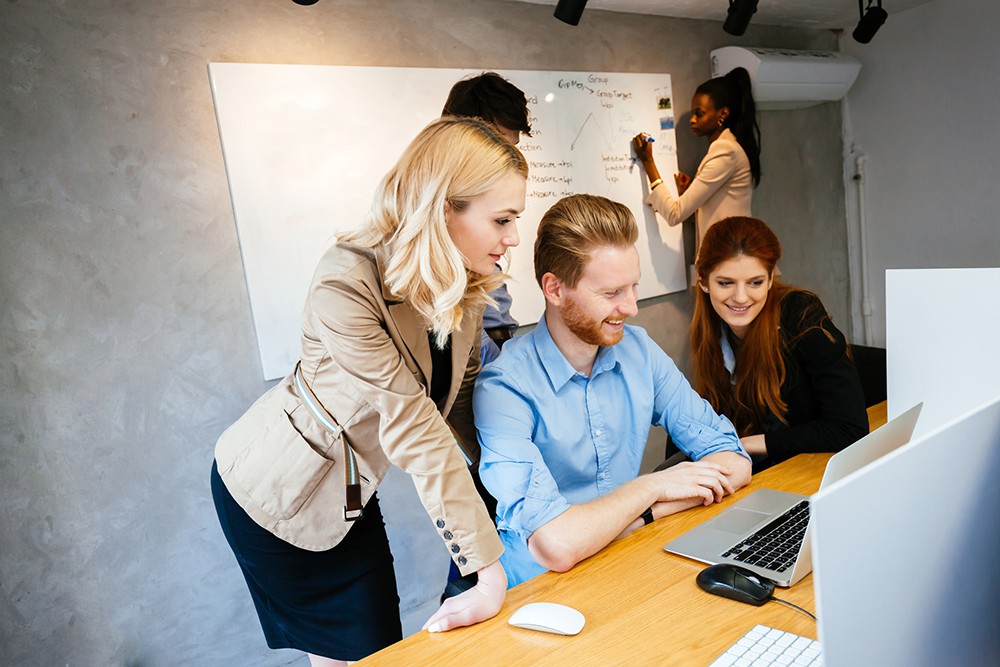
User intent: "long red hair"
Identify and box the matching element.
[692,217,826,436]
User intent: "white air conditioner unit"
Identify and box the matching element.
[710,47,862,110]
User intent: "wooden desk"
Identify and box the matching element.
[867,400,887,431]
[361,454,832,665]
[362,402,890,666]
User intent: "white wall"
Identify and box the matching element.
[841,0,1000,347]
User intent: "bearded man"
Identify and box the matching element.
[473,194,751,586]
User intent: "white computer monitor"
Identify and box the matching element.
[810,394,1000,666]
[886,267,1000,437]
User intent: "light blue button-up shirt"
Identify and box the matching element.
[474,314,747,587]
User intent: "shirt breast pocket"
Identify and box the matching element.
[231,409,337,521]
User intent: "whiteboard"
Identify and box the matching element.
[886,268,1000,437]
[209,64,684,380]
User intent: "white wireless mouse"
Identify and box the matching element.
[508,602,586,636]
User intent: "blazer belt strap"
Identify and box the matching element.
[293,363,364,522]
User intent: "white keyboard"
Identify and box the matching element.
[708,624,823,666]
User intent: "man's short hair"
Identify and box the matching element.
[442,72,532,136]
[533,194,638,288]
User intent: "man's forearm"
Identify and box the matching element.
[525,454,746,574]
[616,496,705,540]
[527,475,658,573]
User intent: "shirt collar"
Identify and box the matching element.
[532,313,623,390]
[719,323,737,379]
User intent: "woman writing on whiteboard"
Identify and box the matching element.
[210,117,526,665]
[691,216,868,473]
[632,67,760,256]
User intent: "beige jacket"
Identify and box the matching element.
[215,242,502,576]
[646,128,753,253]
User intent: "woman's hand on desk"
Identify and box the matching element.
[649,460,735,506]
[423,559,507,633]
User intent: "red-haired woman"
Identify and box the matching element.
[691,216,868,472]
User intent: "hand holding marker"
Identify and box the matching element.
[631,132,663,190]
[632,133,653,165]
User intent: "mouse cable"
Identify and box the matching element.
[771,597,817,621]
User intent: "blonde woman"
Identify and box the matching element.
[211,117,526,665]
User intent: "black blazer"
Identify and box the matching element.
[762,291,869,464]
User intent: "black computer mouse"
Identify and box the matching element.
[696,563,775,606]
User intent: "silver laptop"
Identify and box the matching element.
[662,402,922,587]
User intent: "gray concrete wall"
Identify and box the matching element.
[841,0,1000,347]
[0,1,845,664]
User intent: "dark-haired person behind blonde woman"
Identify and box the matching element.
[691,216,869,473]
[441,71,532,365]
[632,67,760,257]
[210,117,526,666]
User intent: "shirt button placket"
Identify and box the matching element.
[586,379,611,494]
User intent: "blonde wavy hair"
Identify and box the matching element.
[341,116,527,347]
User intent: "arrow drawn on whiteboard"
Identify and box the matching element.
[570,112,614,151]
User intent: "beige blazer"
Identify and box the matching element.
[645,128,753,253]
[215,242,502,576]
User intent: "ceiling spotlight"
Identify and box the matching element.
[292,0,319,5]
[554,0,589,26]
[723,0,759,37]
[853,0,888,43]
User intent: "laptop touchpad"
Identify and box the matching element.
[710,508,770,534]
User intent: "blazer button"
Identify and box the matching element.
[458,556,467,566]
[436,519,446,529]
[443,531,453,540]
[451,543,461,554]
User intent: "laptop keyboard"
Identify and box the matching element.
[708,624,822,666]
[720,500,810,573]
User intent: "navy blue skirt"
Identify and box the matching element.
[211,461,402,661]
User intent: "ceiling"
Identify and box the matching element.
[516,0,936,30]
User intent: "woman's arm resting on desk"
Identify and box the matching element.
[738,434,767,456]
[527,460,736,573]
[423,559,507,633]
